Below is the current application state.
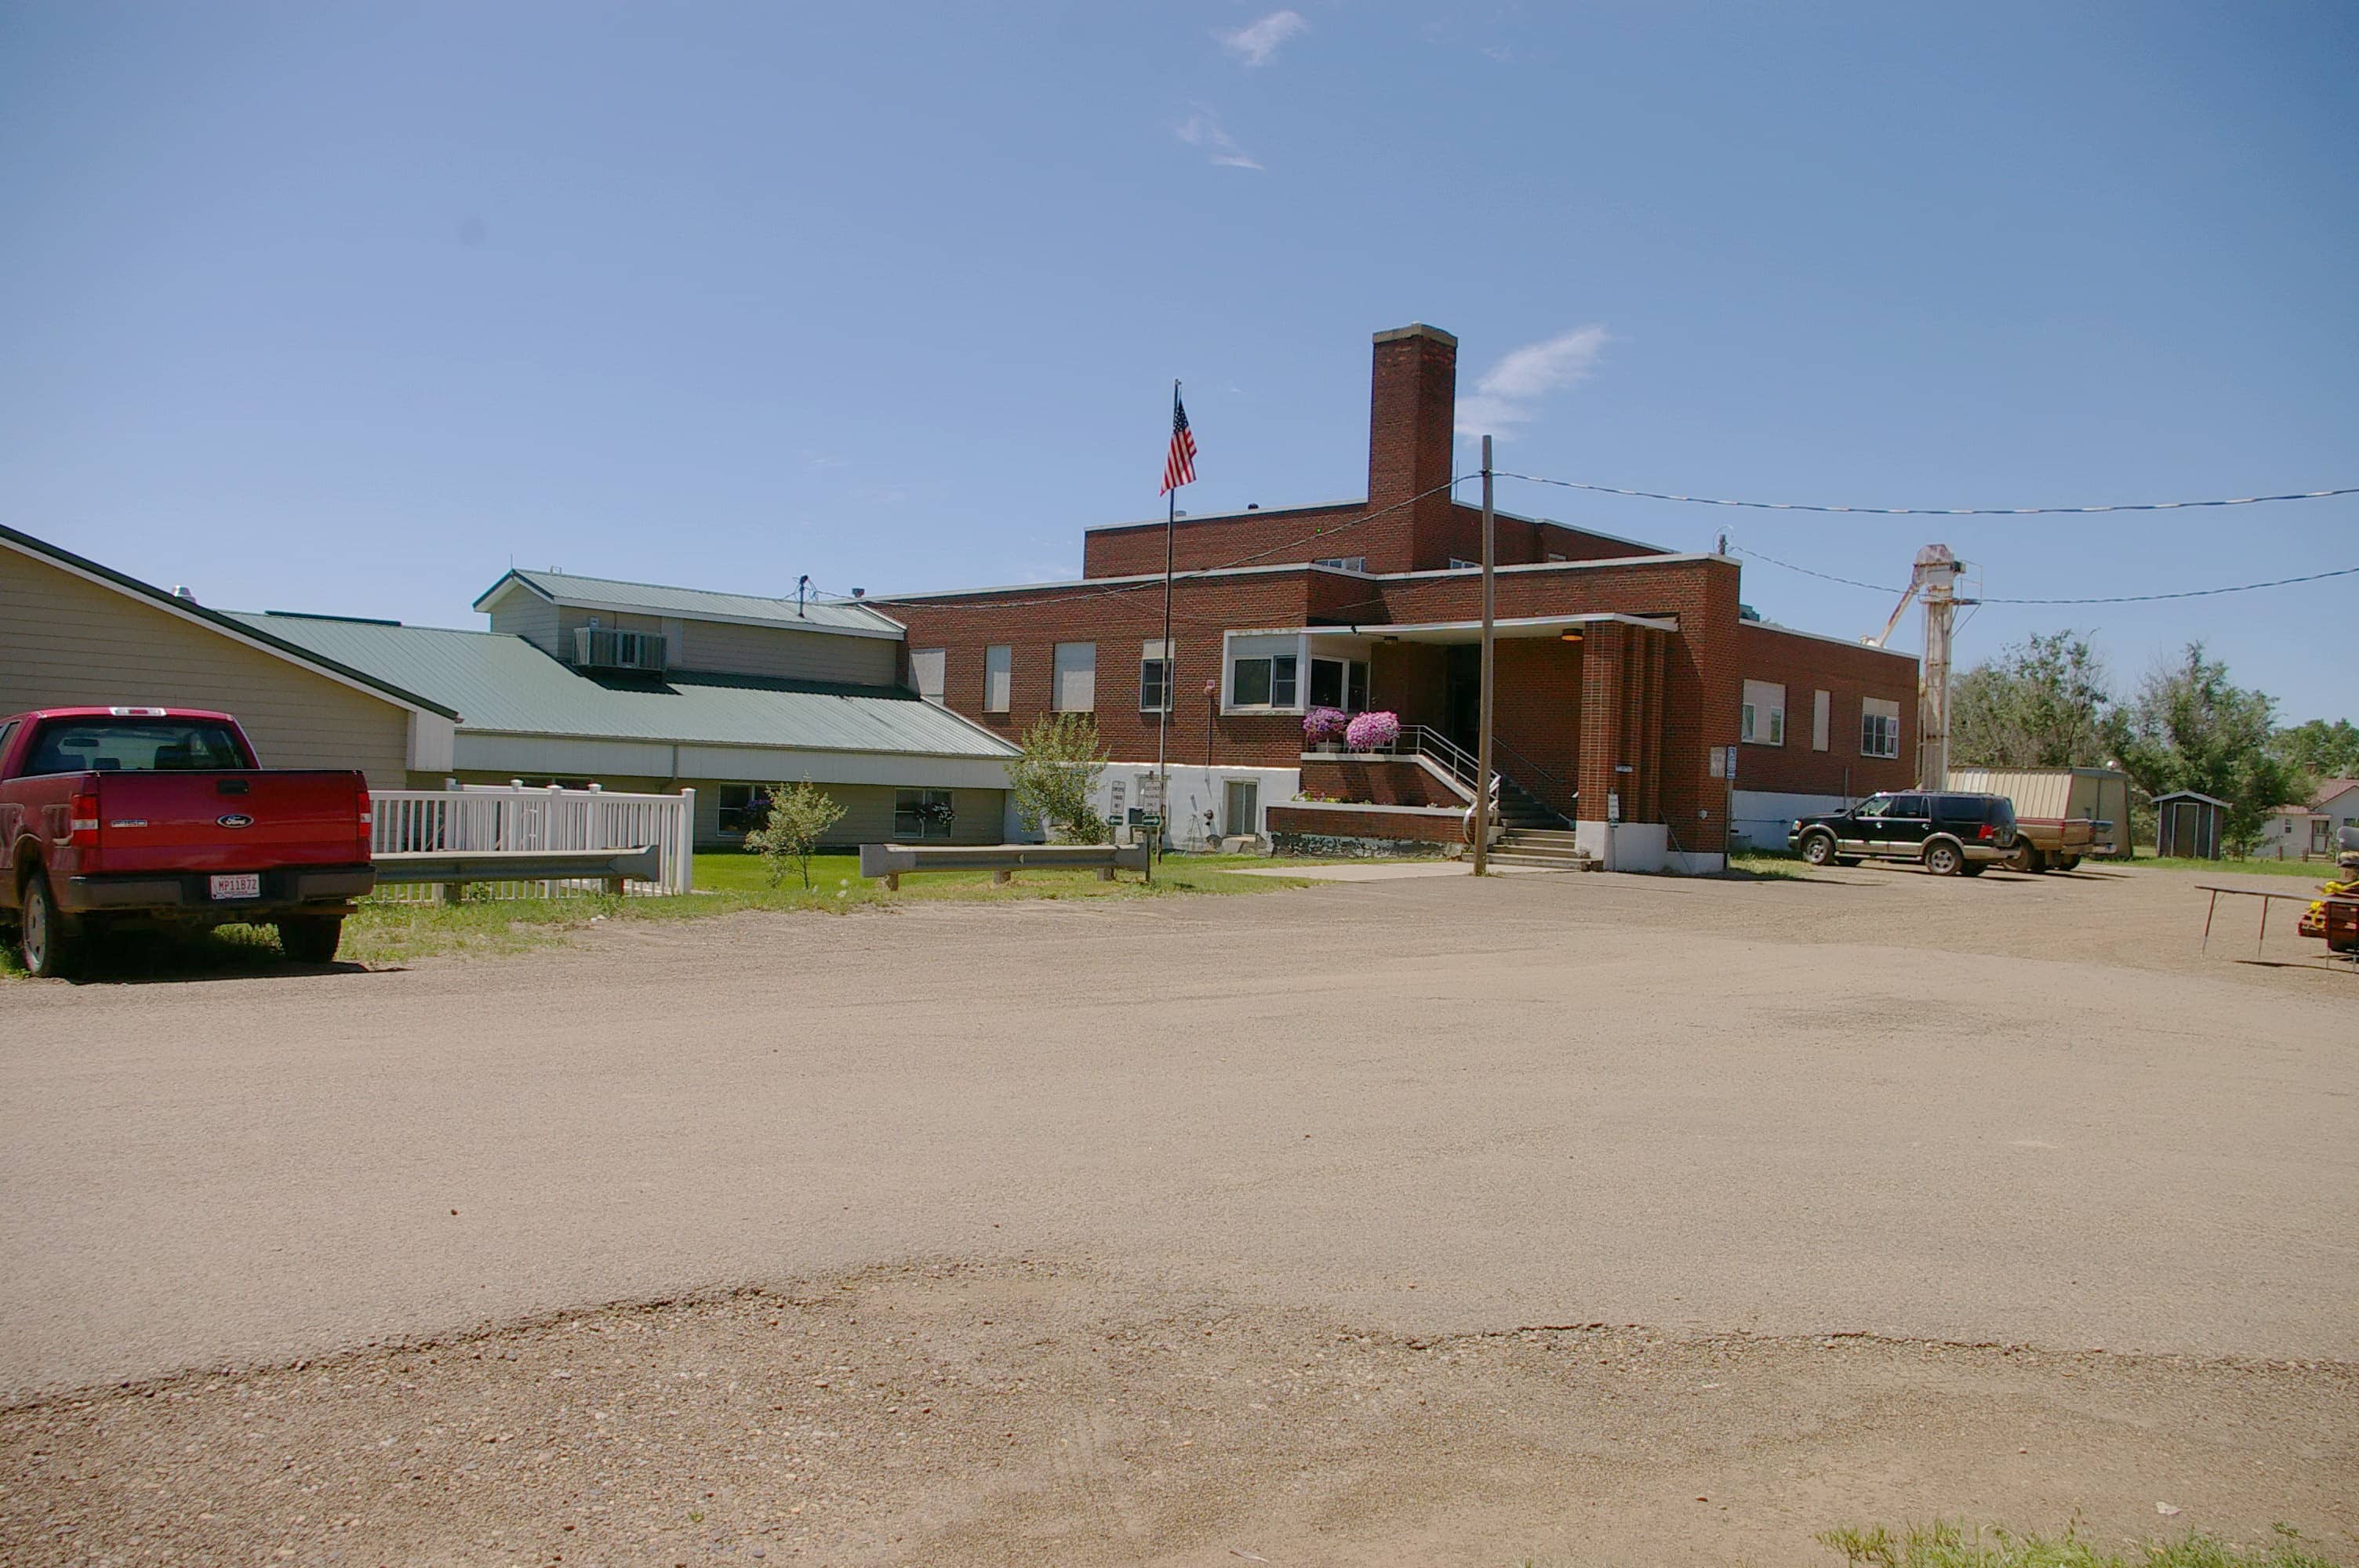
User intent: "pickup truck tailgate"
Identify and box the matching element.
[92,771,367,874]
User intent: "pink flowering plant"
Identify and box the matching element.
[1303,706,1349,744]
[1344,710,1401,750]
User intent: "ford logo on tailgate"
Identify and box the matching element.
[216,813,254,829]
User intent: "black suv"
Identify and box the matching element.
[1788,792,2018,877]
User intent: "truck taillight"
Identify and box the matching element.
[1976,822,1996,840]
[68,789,100,844]
[357,789,374,857]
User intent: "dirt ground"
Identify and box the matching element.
[2,859,2354,1565]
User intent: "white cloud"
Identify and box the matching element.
[1456,325,1611,437]
[1175,106,1263,170]
[1219,10,1309,67]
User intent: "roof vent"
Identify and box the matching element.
[173,585,197,603]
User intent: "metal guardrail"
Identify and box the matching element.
[374,845,664,905]
[858,840,1149,891]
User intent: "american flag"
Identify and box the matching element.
[1159,393,1198,493]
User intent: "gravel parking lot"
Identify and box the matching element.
[2,860,2353,1564]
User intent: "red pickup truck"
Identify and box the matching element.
[0,707,376,977]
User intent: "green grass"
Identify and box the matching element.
[2118,849,2335,879]
[1817,1521,2343,1568]
[0,850,1318,979]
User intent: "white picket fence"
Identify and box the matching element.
[371,785,697,900]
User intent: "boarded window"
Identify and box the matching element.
[983,644,1012,712]
[1053,642,1096,712]
[1740,680,1787,746]
[1812,689,1831,752]
[911,648,946,704]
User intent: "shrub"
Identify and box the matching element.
[1344,710,1401,750]
[1303,706,1349,744]
[1009,713,1110,843]
[745,782,848,889]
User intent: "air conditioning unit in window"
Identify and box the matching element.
[573,626,668,672]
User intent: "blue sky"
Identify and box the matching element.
[3,2,2353,719]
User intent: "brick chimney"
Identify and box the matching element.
[1365,323,1459,572]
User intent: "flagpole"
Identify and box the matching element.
[1152,379,1179,882]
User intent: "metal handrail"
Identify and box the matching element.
[1320,724,1578,826]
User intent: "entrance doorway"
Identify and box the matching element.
[1223,779,1259,840]
[1445,644,1480,751]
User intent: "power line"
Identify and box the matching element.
[1730,545,2359,605]
[1978,564,2359,604]
[1727,547,1902,595]
[1494,471,2359,517]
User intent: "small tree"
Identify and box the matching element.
[1007,713,1109,843]
[746,781,847,889]
[2272,717,2359,781]
[1950,630,2115,768]
[2110,644,2300,855]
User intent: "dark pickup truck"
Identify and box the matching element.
[0,707,376,977]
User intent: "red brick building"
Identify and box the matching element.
[878,324,1917,870]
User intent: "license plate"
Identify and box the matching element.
[209,873,261,900]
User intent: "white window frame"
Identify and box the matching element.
[1223,633,1305,714]
[1812,689,1831,752]
[1306,655,1372,713]
[893,787,956,841]
[1312,556,1368,572]
[911,647,947,705]
[1139,639,1173,713]
[1741,680,1787,747]
[983,644,1012,713]
[1052,641,1096,713]
[1862,697,1901,759]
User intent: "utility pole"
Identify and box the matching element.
[1473,434,1496,876]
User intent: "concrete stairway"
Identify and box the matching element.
[1485,779,1595,870]
[1487,826,1595,870]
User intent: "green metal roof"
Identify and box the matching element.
[231,615,1016,759]
[474,568,903,638]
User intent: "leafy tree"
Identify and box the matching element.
[2110,644,2300,855]
[1007,713,1109,844]
[2271,717,2359,782]
[1950,630,2115,768]
[746,781,847,889]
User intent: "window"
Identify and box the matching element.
[1862,697,1902,758]
[21,717,248,776]
[1447,557,1478,570]
[1052,641,1096,712]
[1140,640,1172,713]
[983,644,1012,713]
[1313,556,1367,572]
[911,647,946,704]
[1307,657,1372,711]
[1812,690,1830,752]
[1740,680,1787,746]
[1230,653,1299,708]
[717,784,771,837]
[895,788,955,840]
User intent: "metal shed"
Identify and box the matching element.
[2153,789,2228,859]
